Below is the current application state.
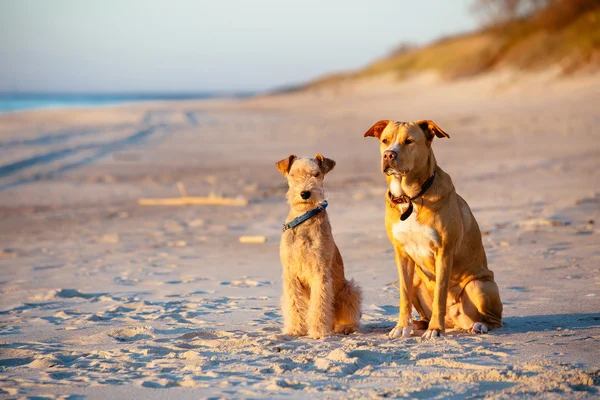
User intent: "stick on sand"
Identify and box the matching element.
[138,182,248,206]
[239,236,267,244]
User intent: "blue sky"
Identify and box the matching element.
[0,0,477,93]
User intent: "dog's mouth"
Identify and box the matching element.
[297,197,320,205]
[383,167,408,177]
[290,195,320,207]
[382,159,410,176]
[293,196,327,212]
[287,188,325,209]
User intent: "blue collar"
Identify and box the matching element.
[282,200,328,232]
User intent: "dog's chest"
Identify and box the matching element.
[284,231,317,254]
[391,207,439,263]
[281,227,331,277]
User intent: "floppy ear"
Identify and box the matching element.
[275,154,296,175]
[363,120,390,139]
[416,120,450,141]
[315,154,336,175]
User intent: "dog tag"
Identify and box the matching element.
[400,202,413,221]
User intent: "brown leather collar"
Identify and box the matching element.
[387,171,436,221]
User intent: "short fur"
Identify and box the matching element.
[364,120,502,339]
[276,154,362,339]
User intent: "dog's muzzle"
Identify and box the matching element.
[382,150,398,174]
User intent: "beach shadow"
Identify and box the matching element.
[0,325,22,335]
[362,321,396,334]
[0,301,64,315]
[32,264,63,271]
[0,357,34,367]
[362,313,600,336]
[184,110,199,125]
[500,313,600,334]
[379,304,399,315]
[54,288,107,299]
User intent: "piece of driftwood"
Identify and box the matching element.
[138,196,248,207]
[239,236,267,244]
[138,182,248,207]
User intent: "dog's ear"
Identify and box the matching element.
[363,120,390,139]
[275,154,296,175]
[416,120,450,141]
[315,154,336,175]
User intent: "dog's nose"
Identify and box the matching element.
[383,150,397,162]
[300,190,311,200]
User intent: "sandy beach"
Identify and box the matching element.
[1,70,599,398]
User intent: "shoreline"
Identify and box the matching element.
[0,92,255,115]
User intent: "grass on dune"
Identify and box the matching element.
[303,2,600,90]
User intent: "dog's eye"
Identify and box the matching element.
[404,138,413,145]
[313,172,320,177]
[381,138,388,145]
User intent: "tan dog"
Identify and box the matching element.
[364,120,502,339]
[276,154,362,339]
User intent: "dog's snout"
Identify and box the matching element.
[383,150,397,162]
[300,190,311,200]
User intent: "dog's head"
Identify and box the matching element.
[275,154,335,211]
[363,120,449,177]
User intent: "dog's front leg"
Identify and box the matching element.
[307,269,333,339]
[422,250,452,339]
[389,250,415,339]
[282,271,308,336]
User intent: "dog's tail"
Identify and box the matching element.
[334,279,363,327]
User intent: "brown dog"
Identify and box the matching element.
[276,154,362,339]
[364,120,502,339]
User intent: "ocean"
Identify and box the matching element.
[0,92,255,113]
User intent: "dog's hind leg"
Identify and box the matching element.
[448,279,503,333]
[333,279,362,334]
[281,274,309,336]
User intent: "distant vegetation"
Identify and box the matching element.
[306,0,599,89]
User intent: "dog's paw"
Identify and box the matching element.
[421,329,443,339]
[334,324,357,335]
[388,325,411,339]
[469,322,488,334]
[308,329,330,340]
[282,327,307,337]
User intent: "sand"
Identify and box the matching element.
[0,69,599,399]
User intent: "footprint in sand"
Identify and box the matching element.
[107,326,154,342]
[114,276,139,286]
[313,348,396,375]
[517,218,569,231]
[0,357,35,368]
[177,330,233,340]
[220,277,271,288]
[29,288,107,301]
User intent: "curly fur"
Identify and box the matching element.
[276,155,362,339]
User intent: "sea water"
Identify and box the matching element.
[0,92,254,113]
